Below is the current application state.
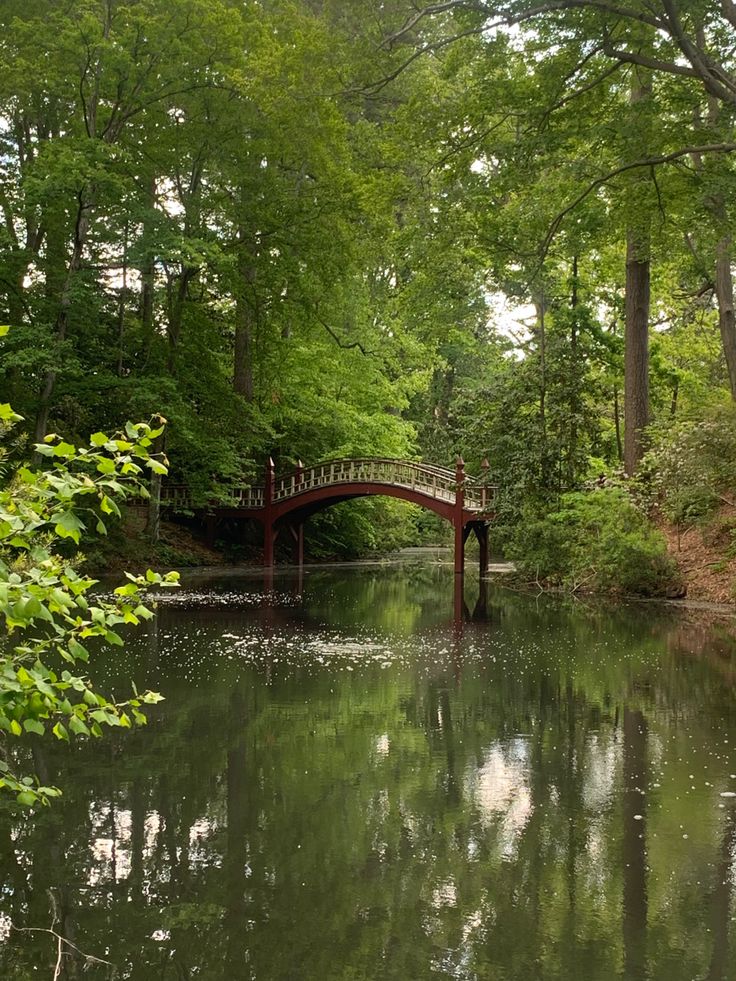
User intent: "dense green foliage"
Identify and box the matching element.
[0,380,178,804]
[510,488,679,595]
[2,0,736,575]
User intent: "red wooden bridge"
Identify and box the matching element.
[162,457,495,575]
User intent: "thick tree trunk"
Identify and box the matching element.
[624,233,650,474]
[623,70,652,476]
[714,231,736,399]
[693,23,736,400]
[166,268,195,375]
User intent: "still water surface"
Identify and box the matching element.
[2,559,736,979]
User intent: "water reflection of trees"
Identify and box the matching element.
[0,585,735,978]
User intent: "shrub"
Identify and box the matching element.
[509,488,680,596]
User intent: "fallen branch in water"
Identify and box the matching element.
[11,890,114,979]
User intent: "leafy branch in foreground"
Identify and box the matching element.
[0,382,178,805]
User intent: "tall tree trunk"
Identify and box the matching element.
[33,5,111,444]
[117,220,129,376]
[165,267,195,375]
[624,71,652,476]
[234,231,256,400]
[568,255,580,486]
[613,385,623,461]
[713,219,736,398]
[34,189,94,444]
[624,231,650,474]
[694,23,736,399]
[139,174,157,352]
[533,287,548,483]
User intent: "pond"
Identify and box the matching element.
[1,557,736,979]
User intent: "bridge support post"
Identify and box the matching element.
[474,522,489,576]
[454,456,465,576]
[263,457,275,568]
[287,522,304,567]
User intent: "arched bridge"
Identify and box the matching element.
[162,457,495,575]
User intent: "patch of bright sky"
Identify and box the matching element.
[487,291,536,348]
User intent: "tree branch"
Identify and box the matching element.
[542,142,736,256]
[365,27,486,93]
[426,114,515,174]
[316,313,374,356]
[660,0,736,103]
[513,0,664,31]
[381,1,476,48]
[600,43,699,79]
[722,0,736,29]
[541,59,623,117]
[12,926,113,976]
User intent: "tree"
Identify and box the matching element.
[378,0,736,469]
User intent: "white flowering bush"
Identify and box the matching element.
[638,409,736,524]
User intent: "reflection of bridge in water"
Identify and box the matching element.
[163,457,496,576]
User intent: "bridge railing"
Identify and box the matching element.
[161,459,496,512]
[273,458,464,504]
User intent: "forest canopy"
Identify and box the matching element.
[1,0,736,562]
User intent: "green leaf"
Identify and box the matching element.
[68,639,89,662]
[0,403,22,423]
[52,722,69,742]
[23,719,45,735]
[52,441,76,458]
[69,716,90,737]
[54,511,85,543]
[100,495,120,516]
[17,791,37,807]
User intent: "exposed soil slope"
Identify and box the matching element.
[660,506,736,605]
